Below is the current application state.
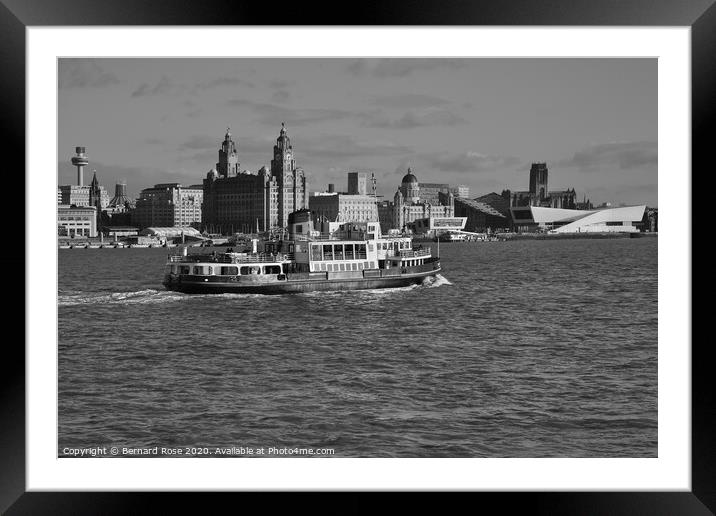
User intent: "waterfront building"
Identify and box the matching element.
[347,172,368,195]
[309,191,379,225]
[57,204,97,238]
[310,172,379,226]
[62,147,109,208]
[377,200,395,234]
[502,163,578,209]
[451,184,470,198]
[393,168,455,231]
[104,182,135,226]
[408,216,467,235]
[453,197,510,233]
[58,183,109,209]
[509,204,647,233]
[202,124,307,233]
[271,123,308,228]
[203,165,277,234]
[104,226,138,239]
[473,192,512,217]
[133,183,203,230]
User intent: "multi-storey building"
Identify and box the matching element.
[347,172,368,195]
[392,168,455,230]
[502,163,578,209]
[57,205,97,237]
[271,123,308,228]
[309,192,379,225]
[202,124,307,233]
[58,184,109,209]
[133,183,203,230]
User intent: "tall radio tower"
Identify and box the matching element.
[71,146,89,186]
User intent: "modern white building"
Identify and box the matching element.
[510,205,647,233]
[57,204,98,237]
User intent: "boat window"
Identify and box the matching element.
[340,263,345,271]
[323,244,333,260]
[240,266,261,275]
[334,244,344,260]
[311,244,322,261]
[368,243,374,252]
[207,266,213,275]
[263,265,281,274]
[179,266,190,274]
[320,263,326,271]
[364,261,370,269]
[356,244,366,258]
[171,265,179,274]
[351,263,357,271]
[358,263,363,270]
[193,266,201,275]
[221,266,238,275]
[345,244,354,260]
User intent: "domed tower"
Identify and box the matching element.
[271,123,305,228]
[400,168,420,203]
[217,128,240,177]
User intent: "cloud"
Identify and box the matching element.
[366,109,468,129]
[372,94,450,109]
[271,90,291,103]
[131,76,177,97]
[347,58,465,78]
[58,60,120,89]
[298,134,414,161]
[560,141,658,171]
[191,76,255,92]
[226,99,355,126]
[421,151,522,174]
[178,135,219,152]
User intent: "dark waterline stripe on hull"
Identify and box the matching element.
[163,269,441,295]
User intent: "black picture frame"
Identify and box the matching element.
[2,0,709,513]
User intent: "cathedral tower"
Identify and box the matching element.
[529,163,549,201]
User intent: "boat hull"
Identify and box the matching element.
[163,267,441,295]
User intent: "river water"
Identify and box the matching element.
[58,238,657,457]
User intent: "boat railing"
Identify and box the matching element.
[399,248,432,258]
[168,252,294,264]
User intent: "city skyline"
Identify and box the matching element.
[58,58,657,206]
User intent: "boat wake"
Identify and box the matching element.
[58,289,187,307]
[58,274,452,306]
[422,273,452,288]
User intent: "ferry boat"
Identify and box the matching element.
[162,211,441,295]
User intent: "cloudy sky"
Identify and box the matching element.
[58,58,657,206]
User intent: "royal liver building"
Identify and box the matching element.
[202,124,308,233]
[271,123,308,228]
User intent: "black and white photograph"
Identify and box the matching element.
[56,56,659,459]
